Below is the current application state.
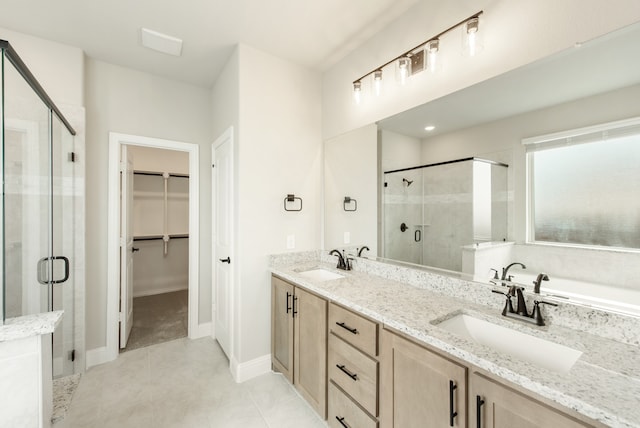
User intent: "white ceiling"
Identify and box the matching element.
[0,0,418,87]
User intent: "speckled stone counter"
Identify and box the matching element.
[270,256,640,428]
[0,310,63,342]
[0,311,62,427]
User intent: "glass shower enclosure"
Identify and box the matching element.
[382,158,508,272]
[1,40,78,378]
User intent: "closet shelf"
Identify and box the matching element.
[133,191,188,199]
[133,234,189,241]
[134,170,189,178]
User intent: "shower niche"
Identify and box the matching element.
[382,158,508,271]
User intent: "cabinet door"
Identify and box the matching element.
[380,329,467,428]
[471,372,589,428]
[271,277,294,382]
[294,286,328,418]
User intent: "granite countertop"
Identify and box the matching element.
[271,261,640,428]
[0,311,63,342]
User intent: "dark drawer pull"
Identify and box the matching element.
[449,380,458,426]
[336,416,350,428]
[336,364,358,381]
[285,292,292,314]
[292,296,298,317]
[336,321,358,335]
[476,395,485,428]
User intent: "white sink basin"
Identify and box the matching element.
[436,314,582,373]
[297,268,345,282]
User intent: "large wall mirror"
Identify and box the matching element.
[324,21,640,315]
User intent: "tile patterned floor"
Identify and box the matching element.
[62,337,327,428]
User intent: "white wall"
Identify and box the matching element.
[0,26,84,107]
[128,146,189,175]
[324,124,378,254]
[237,45,322,363]
[322,0,640,139]
[211,45,323,365]
[85,58,212,350]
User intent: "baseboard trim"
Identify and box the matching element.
[132,285,188,298]
[190,322,212,339]
[231,354,272,383]
[86,346,112,368]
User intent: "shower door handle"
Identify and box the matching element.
[37,256,70,285]
[415,229,422,242]
[37,257,49,285]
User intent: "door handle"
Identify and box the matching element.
[219,257,231,264]
[476,395,485,428]
[415,229,422,242]
[37,257,49,285]
[132,247,140,253]
[37,256,70,285]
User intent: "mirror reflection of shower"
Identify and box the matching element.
[382,158,508,271]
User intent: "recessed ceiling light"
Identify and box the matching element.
[141,28,183,57]
[424,125,436,131]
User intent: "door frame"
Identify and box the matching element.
[106,132,200,361]
[211,126,234,361]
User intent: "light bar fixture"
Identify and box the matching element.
[352,11,483,103]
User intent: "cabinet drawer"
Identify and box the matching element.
[329,302,378,356]
[329,333,378,416]
[328,382,378,428]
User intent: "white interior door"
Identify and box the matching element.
[212,129,233,358]
[120,146,135,348]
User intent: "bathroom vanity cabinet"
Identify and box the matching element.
[470,372,590,428]
[380,328,467,427]
[327,303,380,428]
[270,272,607,427]
[271,276,327,418]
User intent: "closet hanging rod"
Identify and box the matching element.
[133,234,189,241]
[0,40,76,135]
[134,170,189,178]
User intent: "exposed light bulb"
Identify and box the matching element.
[373,70,383,96]
[353,80,362,104]
[463,17,482,57]
[398,57,410,85]
[427,39,440,73]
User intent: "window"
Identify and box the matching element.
[524,118,640,250]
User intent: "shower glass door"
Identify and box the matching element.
[3,56,52,320]
[382,169,423,264]
[51,115,75,377]
[2,47,76,377]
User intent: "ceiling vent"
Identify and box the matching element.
[141,28,183,57]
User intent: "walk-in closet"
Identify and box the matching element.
[121,145,189,351]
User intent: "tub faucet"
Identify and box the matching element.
[533,273,549,294]
[501,262,526,281]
